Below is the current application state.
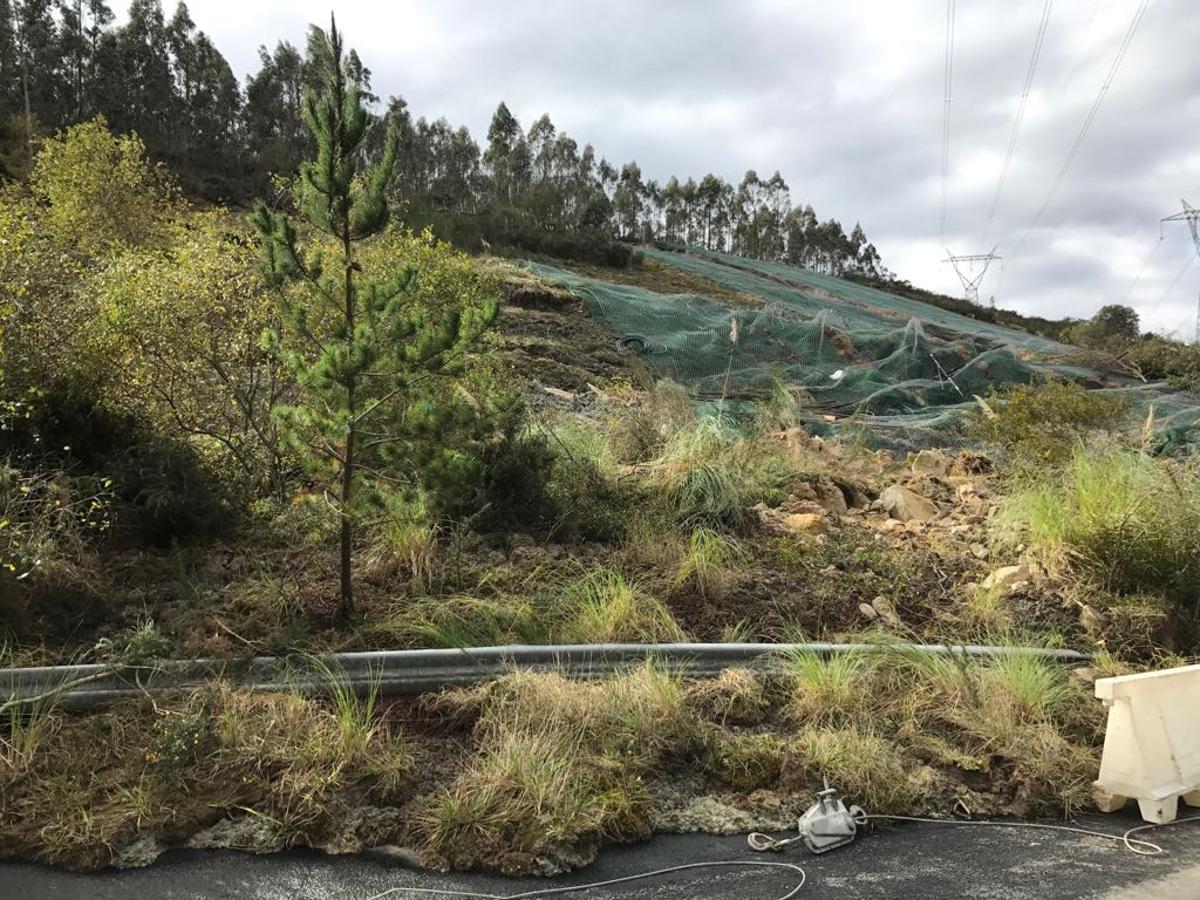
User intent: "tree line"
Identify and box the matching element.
[0,0,886,275]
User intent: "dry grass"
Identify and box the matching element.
[0,681,410,868]
[782,726,918,813]
[418,663,691,873]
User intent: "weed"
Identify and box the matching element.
[1,692,60,777]
[997,450,1200,614]
[93,618,172,664]
[671,527,747,601]
[418,664,690,873]
[699,728,784,790]
[557,568,684,644]
[783,650,873,726]
[366,595,548,648]
[684,667,770,725]
[781,726,917,813]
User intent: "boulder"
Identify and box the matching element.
[911,449,951,476]
[878,484,939,522]
[782,512,827,535]
[980,564,1029,592]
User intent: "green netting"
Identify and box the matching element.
[526,249,1200,453]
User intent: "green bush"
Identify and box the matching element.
[967,381,1130,466]
[0,384,229,544]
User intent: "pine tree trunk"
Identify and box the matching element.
[339,408,354,623]
[338,229,356,624]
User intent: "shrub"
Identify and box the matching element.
[967,381,1130,466]
[0,385,230,543]
[91,209,289,496]
[30,116,178,255]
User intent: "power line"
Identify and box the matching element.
[982,0,1054,246]
[1010,0,1152,258]
[939,0,956,245]
[1119,231,1169,305]
[1146,254,1195,318]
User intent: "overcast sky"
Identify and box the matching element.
[169,0,1200,334]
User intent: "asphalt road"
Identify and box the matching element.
[3,813,1199,900]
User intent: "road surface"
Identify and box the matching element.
[3,813,1199,899]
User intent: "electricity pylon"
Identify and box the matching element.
[943,248,1001,304]
[1161,199,1200,343]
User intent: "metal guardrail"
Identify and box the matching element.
[0,642,1089,711]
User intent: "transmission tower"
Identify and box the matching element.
[1161,199,1200,343]
[943,248,1001,305]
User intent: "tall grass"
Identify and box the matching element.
[671,527,747,601]
[996,449,1200,611]
[1,692,60,777]
[783,650,872,725]
[303,656,382,757]
[557,568,684,643]
[418,663,689,871]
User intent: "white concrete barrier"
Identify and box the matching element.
[1093,663,1200,824]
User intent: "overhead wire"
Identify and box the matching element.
[1010,0,1152,259]
[1146,254,1196,317]
[939,0,957,246]
[982,0,1055,246]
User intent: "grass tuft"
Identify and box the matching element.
[671,527,747,601]
[557,568,684,644]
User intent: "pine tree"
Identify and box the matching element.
[251,17,497,622]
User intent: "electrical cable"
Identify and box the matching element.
[1120,232,1169,305]
[364,812,1200,899]
[849,812,1200,856]
[363,860,808,900]
[1010,0,1152,259]
[1146,254,1195,316]
[982,0,1054,246]
[939,0,957,246]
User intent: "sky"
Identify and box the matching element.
[163,0,1200,335]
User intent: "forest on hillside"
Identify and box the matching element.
[0,0,886,274]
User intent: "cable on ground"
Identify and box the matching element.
[363,860,807,900]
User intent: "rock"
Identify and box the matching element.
[980,564,1029,592]
[878,484,939,522]
[112,836,164,869]
[783,512,827,535]
[911,448,952,476]
[1080,604,1109,636]
[812,481,848,515]
[1069,666,1100,687]
[858,602,879,620]
[879,517,905,533]
[871,595,901,625]
[970,543,989,560]
[956,482,989,510]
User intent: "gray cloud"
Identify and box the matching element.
[174,0,1200,334]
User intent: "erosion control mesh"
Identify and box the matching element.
[526,249,1200,452]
